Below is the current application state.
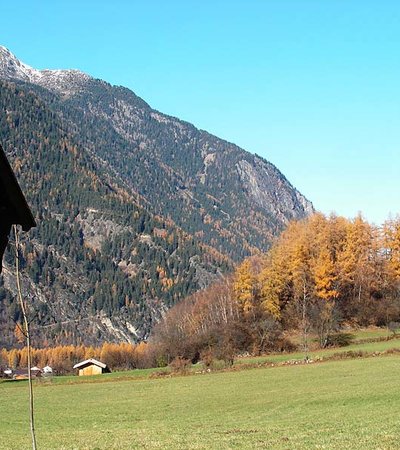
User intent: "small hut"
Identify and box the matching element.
[73,358,110,376]
[42,365,53,374]
[0,144,35,272]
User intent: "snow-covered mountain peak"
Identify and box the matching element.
[0,46,92,96]
[0,45,41,81]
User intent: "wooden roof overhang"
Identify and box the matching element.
[0,144,35,272]
[73,358,108,370]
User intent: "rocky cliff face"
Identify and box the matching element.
[0,46,313,347]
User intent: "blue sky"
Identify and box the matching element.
[2,1,400,224]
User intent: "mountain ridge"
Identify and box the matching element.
[0,46,313,348]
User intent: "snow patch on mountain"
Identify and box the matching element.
[0,45,91,96]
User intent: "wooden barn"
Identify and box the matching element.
[0,144,35,272]
[73,358,110,376]
[4,367,42,380]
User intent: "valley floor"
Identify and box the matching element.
[1,332,400,449]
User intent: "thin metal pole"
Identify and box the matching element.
[14,225,37,450]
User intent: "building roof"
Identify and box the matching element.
[73,358,107,370]
[0,144,35,272]
[9,368,42,378]
[12,368,42,374]
[0,145,35,231]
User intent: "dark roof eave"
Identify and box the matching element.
[0,145,36,231]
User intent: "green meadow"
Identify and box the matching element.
[2,348,400,449]
[234,334,400,366]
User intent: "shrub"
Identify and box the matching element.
[169,356,191,374]
[156,354,168,368]
[200,349,214,368]
[276,338,297,353]
[326,333,354,347]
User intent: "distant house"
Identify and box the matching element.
[73,358,110,376]
[42,365,53,374]
[0,144,35,272]
[4,367,42,380]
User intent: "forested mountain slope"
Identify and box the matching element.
[0,47,313,347]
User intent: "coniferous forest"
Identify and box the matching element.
[0,54,311,348]
[0,80,228,347]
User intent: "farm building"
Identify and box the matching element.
[0,144,35,272]
[73,358,110,376]
[4,367,42,380]
[3,368,12,377]
[43,365,53,374]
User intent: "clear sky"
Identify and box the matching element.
[2,1,399,224]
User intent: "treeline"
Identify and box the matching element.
[149,213,400,362]
[4,213,400,372]
[0,342,156,374]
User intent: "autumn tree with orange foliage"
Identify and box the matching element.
[0,342,142,373]
[4,213,400,370]
[152,213,400,362]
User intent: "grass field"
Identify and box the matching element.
[235,335,400,366]
[2,351,400,449]
[350,328,393,342]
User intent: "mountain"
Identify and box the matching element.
[0,46,313,348]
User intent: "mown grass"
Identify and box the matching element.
[35,366,169,386]
[1,354,400,449]
[350,327,392,342]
